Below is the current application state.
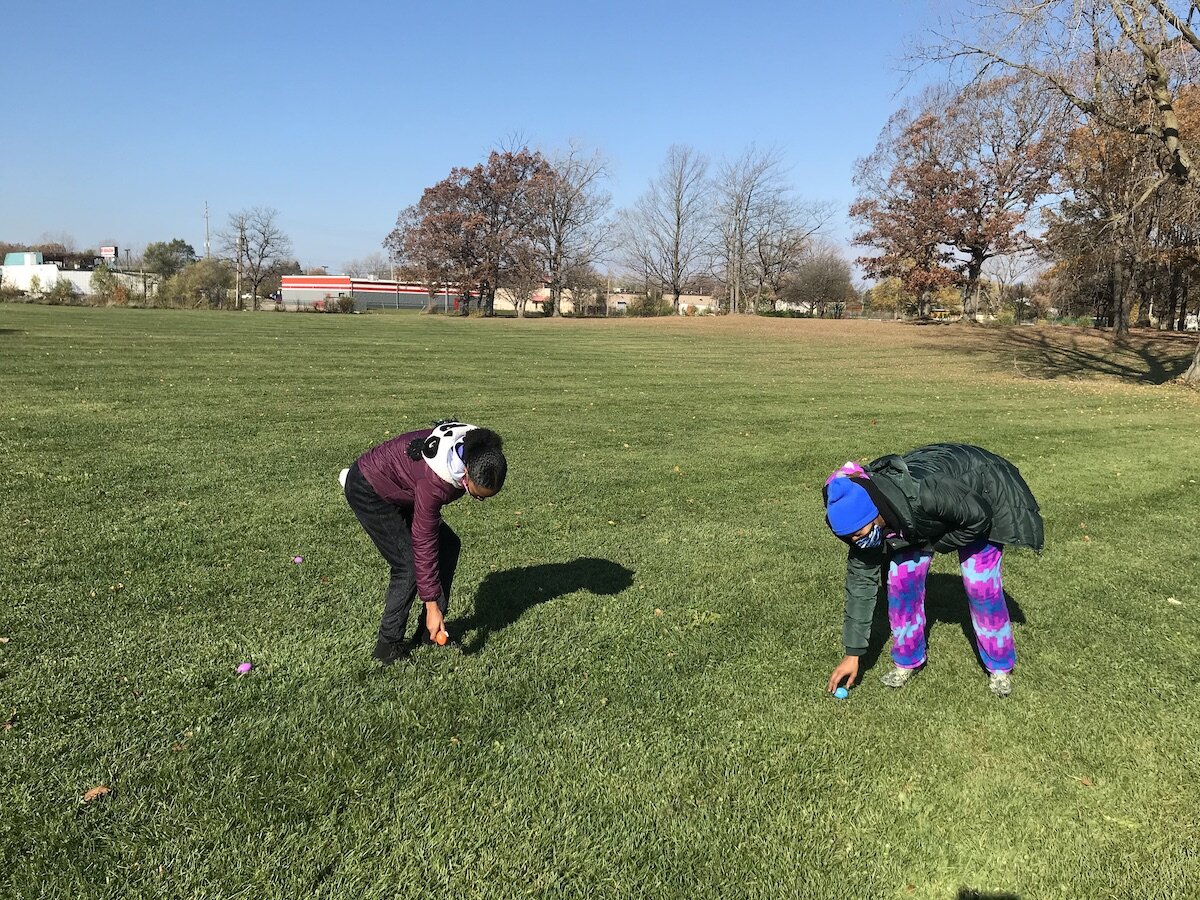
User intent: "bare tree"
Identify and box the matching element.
[983,250,1043,320]
[564,266,607,316]
[750,195,836,307]
[220,207,292,311]
[711,146,787,314]
[933,1,1200,190]
[780,243,858,317]
[342,252,393,279]
[622,145,711,312]
[37,232,79,253]
[535,143,613,317]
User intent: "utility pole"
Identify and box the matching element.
[204,202,210,258]
[235,218,244,310]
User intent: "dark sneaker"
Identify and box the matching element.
[373,639,411,667]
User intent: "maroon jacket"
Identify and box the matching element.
[357,428,465,601]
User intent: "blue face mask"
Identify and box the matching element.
[853,523,883,550]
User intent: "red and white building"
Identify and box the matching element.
[280,275,465,310]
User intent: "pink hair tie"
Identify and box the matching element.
[825,460,868,485]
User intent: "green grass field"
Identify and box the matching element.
[2,304,1199,899]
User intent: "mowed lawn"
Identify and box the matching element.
[2,304,1199,899]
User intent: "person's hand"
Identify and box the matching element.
[424,601,447,643]
[827,655,860,693]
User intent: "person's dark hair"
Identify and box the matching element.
[463,428,506,491]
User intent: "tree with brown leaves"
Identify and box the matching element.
[851,110,962,319]
[534,144,612,317]
[219,207,292,312]
[852,80,1060,321]
[387,149,551,316]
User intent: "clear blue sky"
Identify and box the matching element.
[2,0,943,271]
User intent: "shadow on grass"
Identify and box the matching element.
[957,890,1020,900]
[452,557,634,655]
[951,325,1197,385]
[860,573,1026,677]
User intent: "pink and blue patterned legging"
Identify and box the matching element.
[886,541,1015,673]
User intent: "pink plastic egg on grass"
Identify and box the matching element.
[236,662,253,675]
[292,556,303,565]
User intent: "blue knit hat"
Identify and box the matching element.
[825,478,878,536]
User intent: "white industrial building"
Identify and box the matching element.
[1,251,146,297]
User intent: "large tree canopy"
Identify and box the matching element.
[851,78,1060,320]
[386,148,551,316]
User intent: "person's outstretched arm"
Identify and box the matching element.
[828,547,883,691]
[411,485,448,641]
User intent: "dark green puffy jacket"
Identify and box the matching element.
[836,443,1043,656]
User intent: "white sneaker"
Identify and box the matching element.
[880,666,918,689]
[338,467,350,488]
[988,671,1013,698]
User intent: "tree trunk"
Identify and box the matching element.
[1178,279,1189,332]
[1185,336,1200,384]
[963,255,984,322]
[1165,266,1182,330]
[1134,266,1152,328]
[1113,257,1131,338]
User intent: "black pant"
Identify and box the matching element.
[343,461,461,656]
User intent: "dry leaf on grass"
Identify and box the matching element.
[82,785,111,802]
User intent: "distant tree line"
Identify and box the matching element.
[1,209,296,310]
[386,142,851,318]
